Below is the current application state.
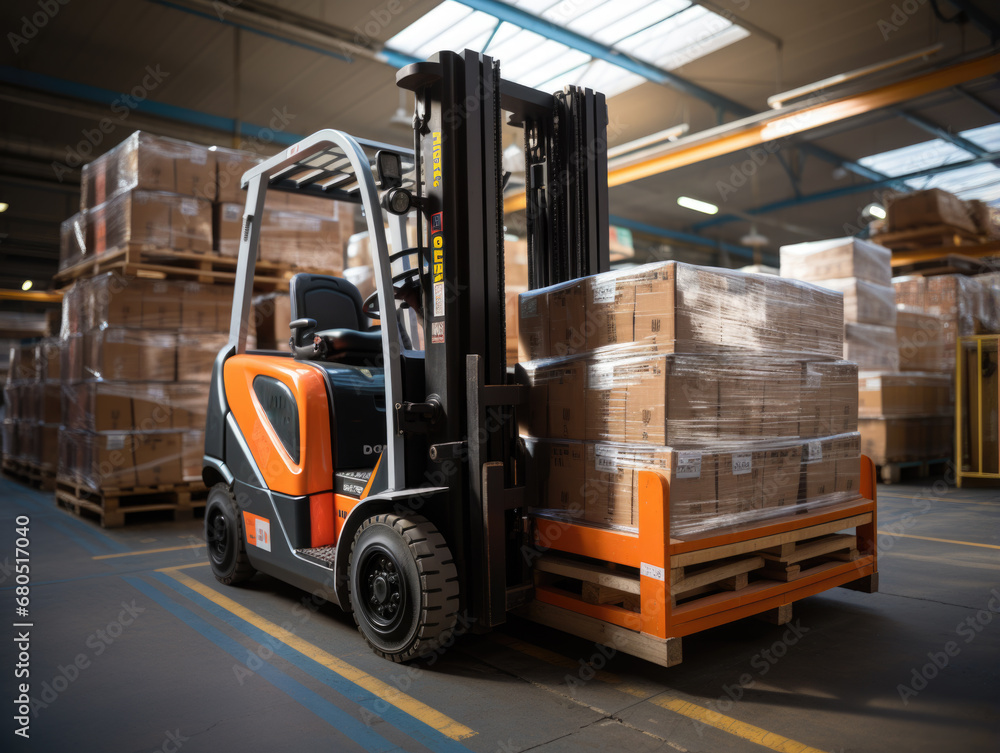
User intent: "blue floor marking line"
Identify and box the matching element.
[122,576,403,753]
[153,572,473,753]
[1,478,130,554]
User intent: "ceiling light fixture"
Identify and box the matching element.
[677,196,719,215]
[21,280,32,291]
[865,203,887,219]
[0,202,8,212]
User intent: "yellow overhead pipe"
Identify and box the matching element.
[0,289,63,302]
[503,51,1000,214]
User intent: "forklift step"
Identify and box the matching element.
[296,545,336,568]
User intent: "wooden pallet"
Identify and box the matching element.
[54,244,341,290]
[877,458,950,485]
[2,458,56,491]
[873,224,987,251]
[55,475,208,528]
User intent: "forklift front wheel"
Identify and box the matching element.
[204,484,256,585]
[349,514,459,662]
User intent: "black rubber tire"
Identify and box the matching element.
[204,484,255,585]
[348,514,459,662]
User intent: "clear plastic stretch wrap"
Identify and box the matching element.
[518,260,863,537]
[858,416,953,465]
[858,371,953,418]
[2,341,61,470]
[215,203,344,272]
[844,322,899,371]
[58,428,204,490]
[892,274,1000,336]
[63,381,207,434]
[525,434,861,537]
[59,213,87,271]
[81,131,217,210]
[816,277,896,326]
[780,237,892,286]
[518,261,844,363]
[87,189,213,255]
[520,347,858,445]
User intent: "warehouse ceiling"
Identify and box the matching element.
[0,0,998,293]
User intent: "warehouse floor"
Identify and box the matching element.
[1,476,998,753]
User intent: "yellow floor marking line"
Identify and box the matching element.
[156,562,210,572]
[653,697,829,753]
[163,569,476,741]
[94,545,204,560]
[879,493,998,507]
[877,530,1000,550]
[487,633,647,698]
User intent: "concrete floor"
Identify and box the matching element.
[1,475,998,753]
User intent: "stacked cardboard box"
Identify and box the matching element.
[212,145,346,274]
[780,237,897,370]
[2,340,62,473]
[519,261,861,537]
[56,273,251,490]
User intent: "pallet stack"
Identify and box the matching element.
[872,188,999,251]
[519,261,860,538]
[44,131,352,525]
[2,339,61,490]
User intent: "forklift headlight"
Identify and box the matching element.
[384,187,413,216]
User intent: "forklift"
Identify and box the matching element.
[202,49,610,661]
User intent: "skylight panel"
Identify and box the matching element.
[910,163,1000,202]
[960,122,1000,152]
[858,139,969,178]
[386,0,749,99]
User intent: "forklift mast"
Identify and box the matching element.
[397,50,611,628]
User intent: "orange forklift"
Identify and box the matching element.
[202,49,611,661]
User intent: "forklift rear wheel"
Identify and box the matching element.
[205,484,256,585]
[349,514,459,662]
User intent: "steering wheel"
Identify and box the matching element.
[362,267,421,319]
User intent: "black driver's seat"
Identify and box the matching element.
[288,273,382,363]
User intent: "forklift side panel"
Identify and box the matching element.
[224,354,334,497]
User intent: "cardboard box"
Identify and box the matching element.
[624,356,718,445]
[181,284,218,332]
[635,449,717,524]
[215,149,262,204]
[518,377,548,438]
[799,362,831,439]
[173,148,216,201]
[142,281,183,330]
[547,361,586,440]
[140,333,177,382]
[584,444,633,527]
[897,308,947,372]
[717,449,762,515]
[859,417,952,464]
[818,278,896,325]
[858,372,952,418]
[517,289,549,363]
[90,386,133,433]
[134,432,182,487]
[808,360,859,435]
[584,362,627,442]
[780,237,892,286]
[550,280,586,356]
[845,323,899,371]
[181,430,205,482]
[545,441,585,514]
[763,370,801,438]
[759,445,804,508]
[215,202,243,257]
[585,272,634,351]
[170,196,213,252]
[803,456,836,501]
[132,387,174,432]
[887,188,977,234]
[41,384,61,424]
[88,330,141,381]
[177,334,225,383]
[835,458,861,496]
[90,433,138,489]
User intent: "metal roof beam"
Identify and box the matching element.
[897,109,987,157]
[606,213,772,263]
[693,150,1000,229]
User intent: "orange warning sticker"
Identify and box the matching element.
[242,511,271,552]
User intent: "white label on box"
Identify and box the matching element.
[191,150,207,165]
[106,435,125,450]
[224,204,242,221]
[254,518,271,552]
[864,377,880,390]
[180,199,198,216]
[806,366,821,388]
[593,280,616,304]
[732,452,753,476]
[299,217,321,232]
[807,441,823,462]
[433,282,445,317]
[594,445,619,473]
[676,451,702,479]
[588,363,615,390]
[640,562,665,581]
